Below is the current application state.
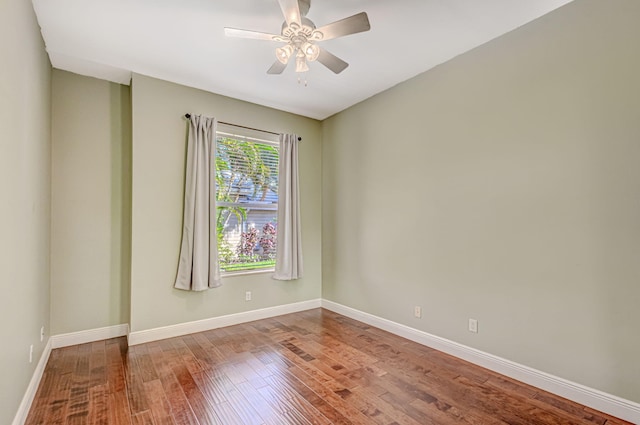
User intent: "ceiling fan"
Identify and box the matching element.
[224,0,371,75]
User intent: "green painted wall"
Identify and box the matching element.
[0,0,51,423]
[322,0,640,403]
[50,70,131,334]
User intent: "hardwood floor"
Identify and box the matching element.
[25,308,631,424]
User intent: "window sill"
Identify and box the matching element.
[221,268,275,278]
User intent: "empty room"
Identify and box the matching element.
[2,0,639,424]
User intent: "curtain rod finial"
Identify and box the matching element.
[185,113,191,119]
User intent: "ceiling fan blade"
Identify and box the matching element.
[267,60,288,75]
[315,12,370,41]
[224,27,281,41]
[317,48,349,74]
[277,0,302,27]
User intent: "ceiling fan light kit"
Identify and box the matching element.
[224,0,371,77]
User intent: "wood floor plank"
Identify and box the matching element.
[133,344,160,383]
[25,368,61,424]
[25,309,634,425]
[453,374,586,425]
[59,345,81,375]
[67,343,92,424]
[532,391,608,424]
[257,378,331,424]
[275,360,372,425]
[43,372,72,425]
[131,410,155,425]
[105,342,126,394]
[123,347,150,415]
[171,356,222,425]
[263,362,352,424]
[191,370,228,406]
[235,380,287,425]
[107,390,132,425]
[222,387,264,425]
[409,395,507,425]
[149,342,200,425]
[207,400,247,425]
[87,383,109,425]
[142,379,175,425]
[351,385,425,425]
[181,334,217,371]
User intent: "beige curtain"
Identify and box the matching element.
[174,114,222,291]
[273,133,303,280]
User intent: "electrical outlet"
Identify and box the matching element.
[468,318,478,333]
[29,345,33,363]
[40,326,45,342]
[414,306,422,318]
[245,291,252,301]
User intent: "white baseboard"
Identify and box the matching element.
[321,299,640,424]
[50,323,129,349]
[12,338,52,425]
[128,299,322,346]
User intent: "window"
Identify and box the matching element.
[215,124,279,273]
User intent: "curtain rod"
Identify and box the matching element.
[184,114,301,141]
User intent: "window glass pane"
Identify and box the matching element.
[215,135,279,273]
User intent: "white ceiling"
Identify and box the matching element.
[33,0,574,120]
